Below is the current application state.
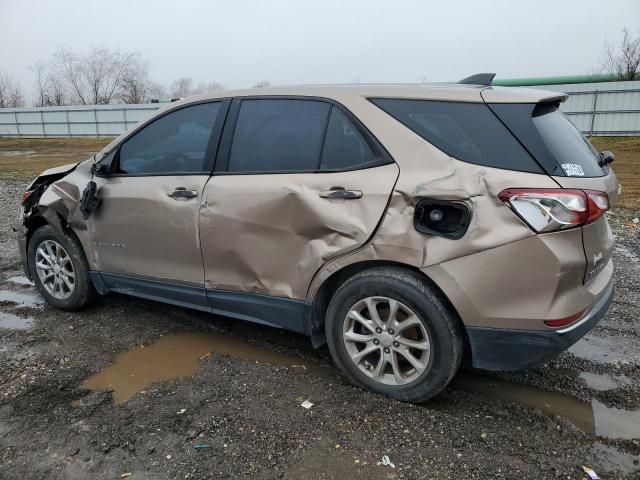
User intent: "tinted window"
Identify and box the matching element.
[489,103,604,177]
[320,107,375,170]
[119,102,220,174]
[532,104,603,177]
[371,99,542,173]
[228,99,330,172]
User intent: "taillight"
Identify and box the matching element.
[584,190,609,223]
[22,190,33,204]
[498,188,609,233]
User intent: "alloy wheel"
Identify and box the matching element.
[342,296,431,386]
[34,240,75,300]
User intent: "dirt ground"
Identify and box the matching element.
[591,137,640,210]
[0,139,640,479]
[0,138,110,180]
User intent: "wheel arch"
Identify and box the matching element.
[23,209,88,278]
[307,260,470,352]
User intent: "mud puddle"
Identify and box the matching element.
[80,326,640,441]
[453,373,640,440]
[81,331,333,403]
[0,289,44,308]
[0,311,34,330]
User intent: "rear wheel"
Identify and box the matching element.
[28,225,96,311]
[325,267,463,403]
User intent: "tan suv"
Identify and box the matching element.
[18,74,618,402]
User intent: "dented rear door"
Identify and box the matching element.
[200,98,398,300]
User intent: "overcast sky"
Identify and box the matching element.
[1,0,638,100]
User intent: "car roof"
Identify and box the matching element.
[179,83,568,105]
[98,83,567,158]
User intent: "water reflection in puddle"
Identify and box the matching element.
[569,335,638,365]
[592,441,639,475]
[453,373,640,440]
[6,276,34,286]
[580,372,617,391]
[0,311,34,330]
[0,289,44,308]
[82,331,332,403]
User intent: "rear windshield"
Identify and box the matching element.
[488,102,605,178]
[370,98,542,174]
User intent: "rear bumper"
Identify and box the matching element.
[466,281,614,371]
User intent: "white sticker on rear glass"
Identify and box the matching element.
[561,163,585,177]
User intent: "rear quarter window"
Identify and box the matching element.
[488,103,605,178]
[370,98,542,173]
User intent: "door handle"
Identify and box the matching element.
[168,187,198,199]
[319,188,363,200]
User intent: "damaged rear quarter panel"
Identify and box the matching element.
[306,95,559,301]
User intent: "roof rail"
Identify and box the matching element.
[458,73,496,86]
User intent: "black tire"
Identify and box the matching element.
[325,267,463,403]
[27,225,97,311]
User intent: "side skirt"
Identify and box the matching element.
[90,272,310,334]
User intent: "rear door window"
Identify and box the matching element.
[320,107,376,170]
[370,98,542,173]
[227,99,330,172]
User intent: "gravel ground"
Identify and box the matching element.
[0,178,639,480]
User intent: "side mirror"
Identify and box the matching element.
[91,150,116,177]
[92,163,112,177]
[599,150,615,167]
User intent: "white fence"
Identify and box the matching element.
[532,80,640,136]
[0,104,161,137]
[1,80,640,137]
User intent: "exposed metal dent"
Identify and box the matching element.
[33,159,98,269]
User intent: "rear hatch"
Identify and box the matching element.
[486,97,619,283]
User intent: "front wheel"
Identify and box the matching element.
[325,267,463,403]
[27,225,96,311]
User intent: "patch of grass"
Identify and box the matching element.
[0,137,111,181]
[0,136,637,210]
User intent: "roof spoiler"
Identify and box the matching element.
[458,73,496,86]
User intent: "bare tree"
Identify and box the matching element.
[147,82,167,101]
[32,62,68,106]
[118,59,156,104]
[252,80,271,88]
[170,78,224,98]
[601,28,640,80]
[170,78,193,98]
[52,47,142,104]
[0,71,25,108]
[192,81,224,95]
